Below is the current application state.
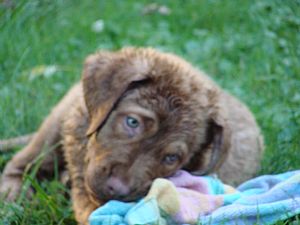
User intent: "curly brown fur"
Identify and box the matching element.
[0,47,263,225]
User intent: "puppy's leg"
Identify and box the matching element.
[64,137,98,225]
[71,184,98,225]
[0,84,82,201]
[62,102,101,225]
[0,120,61,200]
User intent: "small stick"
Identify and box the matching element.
[0,133,35,152]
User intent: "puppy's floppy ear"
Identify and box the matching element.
[187,93,231,175]
[200,112,230,175]
[82,51,149,136]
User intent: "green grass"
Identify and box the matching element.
[0,0,299,224]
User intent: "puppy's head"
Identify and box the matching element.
[82,48,229,203]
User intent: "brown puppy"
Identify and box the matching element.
[0,47,263,224]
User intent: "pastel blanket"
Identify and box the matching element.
[89,170,300,225]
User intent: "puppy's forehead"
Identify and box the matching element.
[117,48,220,123]
[121,83,205,135]
[119,48,216,98]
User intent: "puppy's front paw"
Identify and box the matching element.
[0,177,23,201]
[75,205,97,225]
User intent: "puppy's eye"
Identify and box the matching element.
[163,154,180,165]
[126,116,139,128]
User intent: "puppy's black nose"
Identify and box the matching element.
[105,176,130,197]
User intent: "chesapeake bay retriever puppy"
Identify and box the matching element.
[0,47,263,224]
